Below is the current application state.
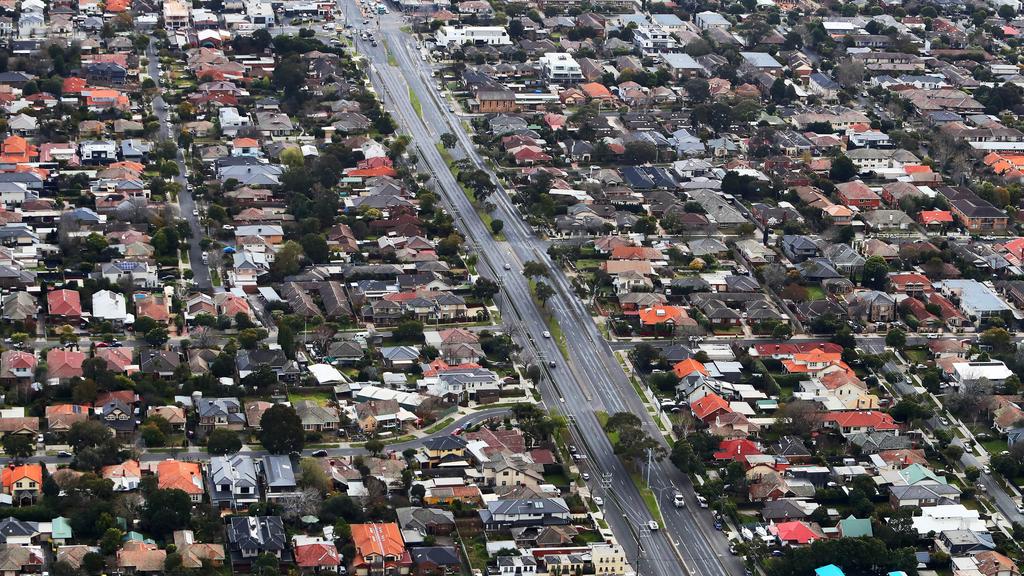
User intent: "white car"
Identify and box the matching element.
[647,520,659,531]
[593,496,604,506]
[581,472,590,481]
[542,331,551,338]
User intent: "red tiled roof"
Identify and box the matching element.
[713,438,762,461]
[692,393,731,421]
[47,289,82,317]
[295,542,341,568]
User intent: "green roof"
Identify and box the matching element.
[902,463,945,485]
[51,517,72,540]
[838,515,872,538]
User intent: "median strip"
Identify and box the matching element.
[409,86,422,118]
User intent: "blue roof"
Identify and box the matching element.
[816,565,845,576]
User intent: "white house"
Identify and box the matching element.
[539,53,583,83]
[951,361,1013,388]
[695,11,730,30]
[78,140,117,164]
[218,107,252,137]
[92,290,129,326]
[434,25,511,46]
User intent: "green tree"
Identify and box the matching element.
[140,423,167,447]
[259,404,305,454]
[885,328,906,350]
[440,132,457,148]
[142,489,193,537]
[472,277,499,300]
[490,219,504,235]
[534,281,554,307]
[829,154,858,182]
[299,457,331,494]
[522,260,549,278]
[99,528,123,555]
[394,320,424,342]
[206,428,242,455]
[270,240,304,280]
[145,326,170,347]
[980,327,1012,354]
[862,256,889,289]
[365,439,385,455]
[300,234,330,264]
[670,438,703,473]
[2,434,34,459]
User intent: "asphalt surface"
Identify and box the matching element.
[2,408,510,466]
[146,42,213,291]
[339,8,740,576]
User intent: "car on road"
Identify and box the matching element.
[542,331,551,338]
[549,360,556,368]
[504,263,511,270]
[192,208,199,216]
[647,520,659,531]
[201,252,209,264]
[452,427,464,435]
[673,493,686,508]
[57,451,72,458]
[983,465,991,474]
[569,445,577,453]
[593,496,603,506]
[714,521,723,531]
[1017,503,1024,514]
[311,450,329,457]
[581,472,590,481]
[696,495,708,508]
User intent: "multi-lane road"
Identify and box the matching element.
[338,6,741,575]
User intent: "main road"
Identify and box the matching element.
[338,6,742,576]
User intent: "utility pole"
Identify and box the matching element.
[646,447,653,487]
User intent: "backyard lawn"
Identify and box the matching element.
[904,348,928,364]
[805,285,826,301]
[288,391,332,405]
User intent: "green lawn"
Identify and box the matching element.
[409,86,422,118]
[546,314,569,361]
[289,391,331,405]
[462,534,488,571]
[424,417,455,434]
[383,39,397,66]
[980,437,1008,456]
[904,348,928,364]
[805,285,825,301]
[575,259,604,270]
[544,472,570,486]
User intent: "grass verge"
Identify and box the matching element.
[424,417,455,434]
[210,268,221,286]
[546,314,569,360]
[383,39,397,66]
[409,86,422,118]
[630,472,664,524]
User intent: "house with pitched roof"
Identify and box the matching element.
[157,460,205,503]
[350,523,411,576]
[1,464,41,505]
[46,348,85,381]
